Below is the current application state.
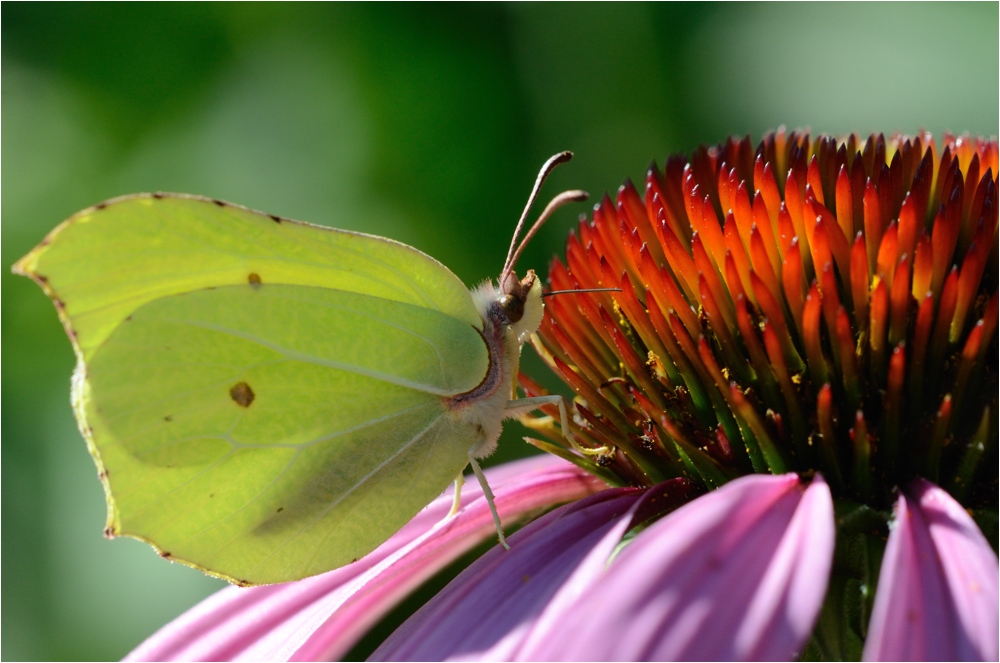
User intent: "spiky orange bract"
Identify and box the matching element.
[524,131,998,511]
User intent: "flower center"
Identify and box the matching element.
[522,130,997,514]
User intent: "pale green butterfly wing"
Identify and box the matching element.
[85,285,486,584]
[14,194,482,361]
[15,195,491,584]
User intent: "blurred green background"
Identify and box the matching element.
[2,3,997,660]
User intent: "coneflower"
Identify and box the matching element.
[512,129,998,660]
[129,131,997,661]
[528,130,995,504]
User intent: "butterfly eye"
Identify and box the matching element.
[499,293,525,323]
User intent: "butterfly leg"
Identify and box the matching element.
[506,395,608,455]
[448,472,465,517]
[467,453,510,551]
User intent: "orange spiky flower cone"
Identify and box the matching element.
[524,130,997,512]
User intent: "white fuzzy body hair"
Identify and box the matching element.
[447,277,544,459]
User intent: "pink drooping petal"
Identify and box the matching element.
[525,472,836,661]
[369,486,646,661]
[125,455,604,662]
[371,479,699,661]
[863,478,999,662]
[512,479,698,659]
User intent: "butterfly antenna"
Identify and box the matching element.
[505,189,589,279]
[501,151,575,281]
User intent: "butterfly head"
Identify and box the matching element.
[491,152,583,345]
[499,269,543,344]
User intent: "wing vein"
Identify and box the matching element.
[244,410,448,578]
[173,319,454,396]
[118,403,438,529]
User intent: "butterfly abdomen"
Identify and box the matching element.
[446,275,544,460]
[446,289,507,408]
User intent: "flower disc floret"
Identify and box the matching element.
[525,130,998,514]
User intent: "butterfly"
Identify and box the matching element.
[14,152,596,586]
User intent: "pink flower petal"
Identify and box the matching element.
[525,472,835,661]
[370,486,646,661]
[863,478,999,661]
[513,480,698,658]
[372,479,692,660]
[372,479,698,661]
[125,455,603,662]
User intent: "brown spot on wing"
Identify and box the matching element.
[212,199,226,207]
[164,415,173,422]
[103,526,116,540]
[248,273,262,287]
[95,202,107,210]
[158,551,172,559]
[230,381,255,407]
[152,192,164,199]
[268,214,283,223]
